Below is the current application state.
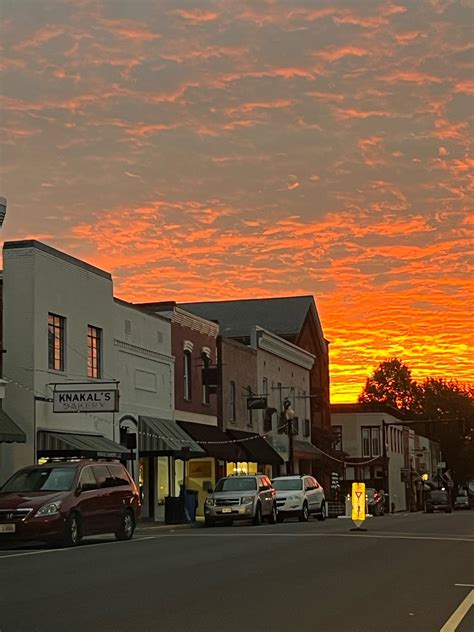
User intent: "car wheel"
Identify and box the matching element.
[425,503,433,513]
[317,501,326,521]
[445,506,452,513]
[115,509,135,541]
[253,503,262,526]
[276,514,284,523]
[62,512,81,547]
[268,503,278,525]
[299,502,309,522]
[204,517,215,528]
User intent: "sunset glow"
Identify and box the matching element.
[1,0,473,402]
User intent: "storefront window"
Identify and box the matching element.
[174,459,184,496]
[158,457,169,504]
[226,462,258,476]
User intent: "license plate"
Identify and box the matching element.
[222,507,232,514]
[0,524,16,533]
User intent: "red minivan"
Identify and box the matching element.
[0,460,141,547]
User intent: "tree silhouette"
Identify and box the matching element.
[358,358,420,414]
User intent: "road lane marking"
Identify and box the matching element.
[440,590,474,632]
[165,532,474,543]
[0,536,160,560]
[455,584,474,588]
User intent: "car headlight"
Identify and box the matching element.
[205,498,215,506]
[288,494,301,501]
[241,496,254,505]
[36,501,62,517]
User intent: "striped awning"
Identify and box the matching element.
[0,408,26,443]
[38,431,128,458]
[138,416,205,459]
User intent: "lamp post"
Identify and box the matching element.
[283,399,296,475]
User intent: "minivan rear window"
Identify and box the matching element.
[215,477,257,492]
[2,467,76,492]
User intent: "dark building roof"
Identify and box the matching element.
[178,296,317,340]
[330,403,409,421]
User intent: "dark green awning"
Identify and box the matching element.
[0,409,26,443]
[139,416,205,459]
[38,431,128,458]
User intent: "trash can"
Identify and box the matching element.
[164,496,186,525]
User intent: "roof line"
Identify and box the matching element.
[3,240,111,281]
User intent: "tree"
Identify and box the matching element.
[417,378,474,482]
[358,362,474,481]
[358,358,420,414]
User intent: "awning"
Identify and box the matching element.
[293,439,321,460]
[227,429,283,466]
[138,416,205,459]
[0,408,26,443]
[177,421,241,462]
[38,431,128,458]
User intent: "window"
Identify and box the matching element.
[345,466,355,480]
[87,325,102,378]
[362,427,381,457]
[184,350,192,400]
[48,313,65,371]
[229,381,236,422]
[303,419,310,438]
[362,427,371,457]
[332,425,343,450]
[262,377,268,396]
[92,465,114,488]
[108,464,131,487]
[202,353,210,404]
[371,427,381,457]
[292,417,299,435]
[79,467,98,491]
[2,467,75,492]
[272,479,303,491]
[215,477,257,492]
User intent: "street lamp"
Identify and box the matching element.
[283,398,296,475]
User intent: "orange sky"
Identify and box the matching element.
[1,0,473,402]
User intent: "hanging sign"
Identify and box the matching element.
[351,482,366,528]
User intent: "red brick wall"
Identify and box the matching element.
[172,320,218,418]
[220,337,258,431]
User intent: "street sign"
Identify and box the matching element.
[351,482,366,528]
[53,389,119,413]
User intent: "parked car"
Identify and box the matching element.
[204,474,277,527]
[425,487,452,513]
[454,490,470,510]
[0,460,141,546]
[272,475,326,522]
[366,488,385,516]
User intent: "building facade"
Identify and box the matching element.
[330,404,408,512]
[0,242,205,525]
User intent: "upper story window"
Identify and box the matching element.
[361,426,381,458]
[48,313,65,371]
[184,350,192,401]
[303,419,311,438]
[201,351,210,404]
[87,325,102,378]
[332,425,342,451]
[229,381,236,422]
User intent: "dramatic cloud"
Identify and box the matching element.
[1,0,472,402]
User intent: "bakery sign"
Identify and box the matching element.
[53,389,119,413]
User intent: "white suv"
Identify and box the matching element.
[272,475,326,522]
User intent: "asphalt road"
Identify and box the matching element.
[0,511,473,632]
